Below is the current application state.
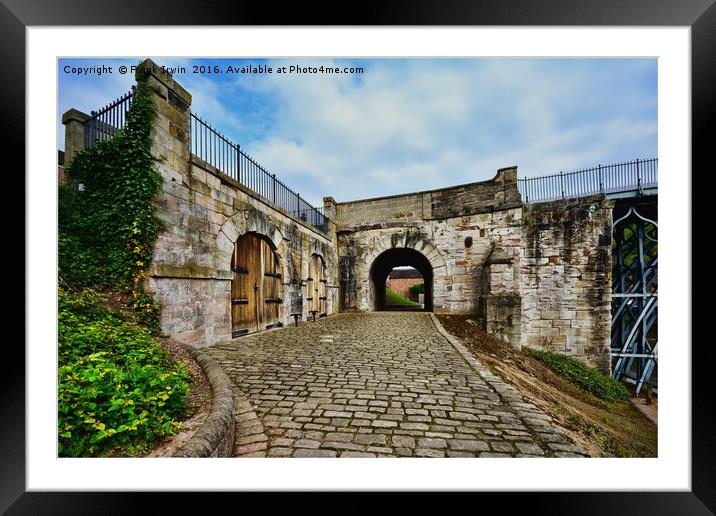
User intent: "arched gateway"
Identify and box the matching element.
[353,231,447,312]
[370,248,433,311]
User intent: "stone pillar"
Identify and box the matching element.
[480,245,522,349]
[494,166,522,204]
[323,196,338,239]
[135,58,192,183]
[61,108,90,166]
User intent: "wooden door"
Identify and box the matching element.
[307,254,326,316]
[231,233,282,337]
[261,239,282,329]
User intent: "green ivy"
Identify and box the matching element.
[59,77,163,299]
[409,283,425,295]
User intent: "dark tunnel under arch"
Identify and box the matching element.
[369,248,433,312]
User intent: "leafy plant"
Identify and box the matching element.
[385,287,421,307]
[409,283,425,295]
[58,289,189,457]
[525,348,630,403]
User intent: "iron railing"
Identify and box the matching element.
[518,158,658,203]
[190,113,328,233]
[80,89,329,234]
[84,87,135,149]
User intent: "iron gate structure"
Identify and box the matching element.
[610,198,658,395]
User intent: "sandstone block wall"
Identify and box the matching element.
[520,196,613,372]
[141,61,338,347]
[334,167,521,227]
[334,171,524,316]
[332,169,613,367]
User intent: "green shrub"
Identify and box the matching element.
[525,348,630,403]
[58,288,189,457]
[409,283,425,295]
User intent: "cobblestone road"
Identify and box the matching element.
[206,312,587,458]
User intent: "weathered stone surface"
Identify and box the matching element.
[520,198,613,372]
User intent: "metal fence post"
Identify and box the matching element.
[560,171,564,200]
[236,143,241,183]
[636,158,641,194]
[598,164,603,193]
[273,173,277,204]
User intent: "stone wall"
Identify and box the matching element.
[520,196,613,372]
[333,167,521,227]
[331,169,613,367]
[142,61,338,347]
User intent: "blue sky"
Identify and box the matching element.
[58,57,657,207]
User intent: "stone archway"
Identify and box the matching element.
[357,231,447,312]
[215,208,285,275]
[216,208,290,336]
[370,248,433,311]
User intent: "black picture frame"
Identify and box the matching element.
[7,0,711,512]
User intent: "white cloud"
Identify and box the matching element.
[234,59,656,205]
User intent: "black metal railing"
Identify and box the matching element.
[84,87,135,149]
[191,113,328,233]
[517,158,658,203]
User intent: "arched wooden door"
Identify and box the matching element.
[231,233,282,337]
[307,254,327,317]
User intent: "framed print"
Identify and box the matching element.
[7,0,712,512]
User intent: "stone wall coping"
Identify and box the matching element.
[334,166,519,206]
[190,154,333,243]
[61,108,90,124]
[136,58,192,107]
[172,340,236,458]
[334,201,523,232]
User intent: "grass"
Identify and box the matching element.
[525,348,630,403]
[385,287,421,307]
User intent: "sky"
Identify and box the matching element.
[58,57,657,207]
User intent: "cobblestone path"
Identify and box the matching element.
[206,312,587,458]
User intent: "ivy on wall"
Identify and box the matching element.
[59,74,163,329]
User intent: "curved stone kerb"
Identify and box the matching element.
[172,340,236,458]
[214,210,285,272]
[359,232,448,273]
